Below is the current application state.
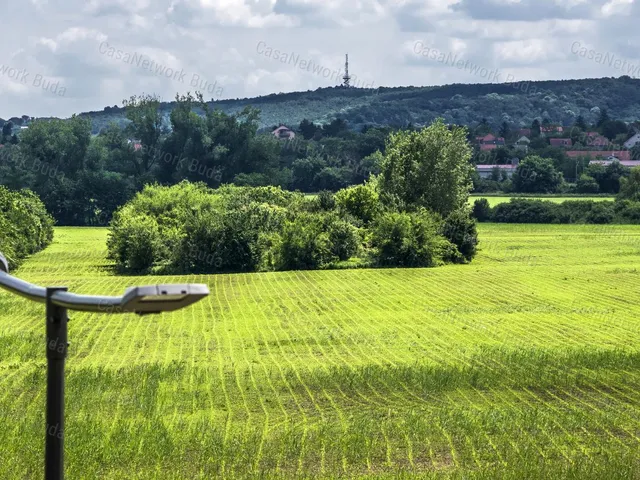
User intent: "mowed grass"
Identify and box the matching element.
[1,225,640,478]
[468,195,615,207]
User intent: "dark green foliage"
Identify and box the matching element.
[491,199,558,223]
[472,198,491,221]
[370,210,458,267]
[274,212,358,270]
[576,174,600,194]
[0,186,54,270]
[334,183,380,225]
[586,162,629,194]
[107,182,291,273]
[584,202,614,224]
[108,174,478,273]
[441,208,478,262]
[316,190,336,211]
[512,156,564,193]
[490,198,635,224]
[614,200,640,223]
[618,166,640,201]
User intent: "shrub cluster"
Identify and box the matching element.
[108,181,478,274]
[0,186,55,270]
[472,198,640,224]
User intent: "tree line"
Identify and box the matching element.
[0,93,394,226]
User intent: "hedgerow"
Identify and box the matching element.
[0,186,54,270]
[108,181,477,273]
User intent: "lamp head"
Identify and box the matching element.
[121,284,209,315]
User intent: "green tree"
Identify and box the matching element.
[574,115,587,131]
[512,155,563,193]
[499,121,510,139]
[619,166,640,201]
[298,119,318,140]
[576,174,599,193]
[531,119,541,137]
[601,120,628,141]
[378,118,474,216]
[122,94,164,175]
[1,121,12,142]
[597,108,610,128]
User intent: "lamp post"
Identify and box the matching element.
[0,252,209,480]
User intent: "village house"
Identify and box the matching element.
[475,158,520,179]
[624,133,640,149]
[585,134,609,149]
[272,126,295,140]
[514,136,530,153]
[475,134,505,151]
[549,138,572,148]
[566,150,631,161]
[590,159,640,168]
[540,125,564,137]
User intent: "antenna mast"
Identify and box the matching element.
[343,54,351,87]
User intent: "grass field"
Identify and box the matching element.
[468,195,615,207]
[1,225,640,478]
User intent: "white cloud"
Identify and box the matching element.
[0,0,639,118]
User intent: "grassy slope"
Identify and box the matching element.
[468,195,615,207]
[1,226,640,478]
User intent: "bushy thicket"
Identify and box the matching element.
[0,186,54,270]
[108,181,478,273]
[473,198,640,224]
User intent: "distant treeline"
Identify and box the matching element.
[473,197,640,225]
[0,93,393,226]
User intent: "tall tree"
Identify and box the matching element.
[378,118,473,216]
[597,108,610,128]
[513,156,563,193]
[298,119,318,140]
[531,119,541,137]
[499,121,510,139]
[122,94,163,175]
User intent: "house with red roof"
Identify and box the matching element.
[475,134,505,150]
[540,125,564,136]
[566,150,631,161]
[272,126,295,140]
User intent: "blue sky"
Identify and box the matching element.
[0,0,638,118]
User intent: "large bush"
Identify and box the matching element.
[370,209,458,267]
[273,212,358,270]
[512,156,564,193]
[108,182,293,273]
[108,177,480,274]
[0,186,54,270]
[488,198,640,224]
[441,208,478,262]
[491,199,558,223]
[472,198,491,221]
[335,182,380,225]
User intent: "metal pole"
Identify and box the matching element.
[45,287,68,480]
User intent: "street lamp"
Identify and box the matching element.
[0,252,209,480]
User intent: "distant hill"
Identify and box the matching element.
[16,76,640,134]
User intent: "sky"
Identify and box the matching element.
[0,0,639,119]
